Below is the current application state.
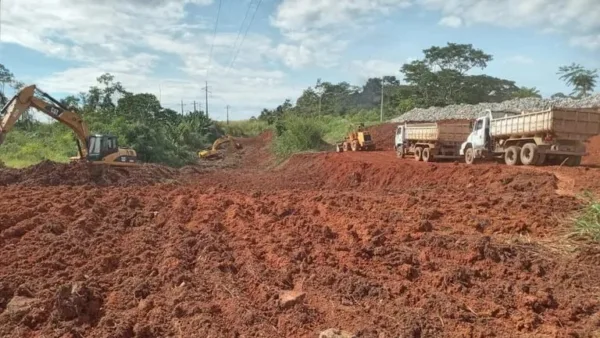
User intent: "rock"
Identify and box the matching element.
[4,296,38,320]
[278,290,306,308]
[391,94,600,123]
[319,328,355,338]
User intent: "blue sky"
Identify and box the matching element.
[0,0,599,121]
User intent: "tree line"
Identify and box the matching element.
[258,43,598,124]
[0,69,220,167]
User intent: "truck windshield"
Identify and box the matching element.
[475,120,483,130]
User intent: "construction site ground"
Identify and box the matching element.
[2,125,600,337]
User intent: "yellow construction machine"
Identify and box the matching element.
[0,85,138,166]
[335,124,375,152]
[199,135,242,160]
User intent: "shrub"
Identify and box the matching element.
[273,116,326,158]
[573,193,600,241]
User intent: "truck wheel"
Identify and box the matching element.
[336,144,342,153]
[422,148,433,162]
[566,156,582,167]
[520,143,539,166]
[505,146,522,166]
[415,147,423,161]
[396,146,405,158]
[465,148,475,165]
[536,153,546,166]
[351,140,358,151]
[343,142,349,152]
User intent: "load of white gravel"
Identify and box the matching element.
[391,94,600,123]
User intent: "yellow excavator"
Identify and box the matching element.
[199,135,242,160]
[0,85,138,166]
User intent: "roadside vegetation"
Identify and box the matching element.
[0,42,596,167]
[572,193,600,242]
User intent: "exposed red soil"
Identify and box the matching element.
[2,131,600,337]
[0,160,182,187]
[367,123,398,150]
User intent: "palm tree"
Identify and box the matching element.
[557,63,598,98]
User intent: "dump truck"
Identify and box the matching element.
[395,121,472,162]
[460,108,600,166]
[336,124,375,152]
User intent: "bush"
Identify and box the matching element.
[218,120,269,137]
[0,123,75,168]
[573,193,600,241]
[273,116,326,158]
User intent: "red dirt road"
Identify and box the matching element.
[1,132,600,337]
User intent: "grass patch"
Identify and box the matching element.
[572,193,600,242]
[217,120,270,137]
[0,123,76,168]
[271,113,384,159]
[273,116,327,158]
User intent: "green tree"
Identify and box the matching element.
[422,43,493,74]
[551,92,568,99]
[558,63,598,98]
[512,87,542,99]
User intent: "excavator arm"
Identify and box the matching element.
[0,85,89,158]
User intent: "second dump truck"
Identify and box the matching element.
[395,121,472,162]
[460,107,600,166]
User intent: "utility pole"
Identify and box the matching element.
[204,81,209,118]
[226,105,230,125]
[180,99,184,115]
[380,78,384,122]
[193,101,197,113]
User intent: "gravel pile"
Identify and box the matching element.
[391,94,600,123]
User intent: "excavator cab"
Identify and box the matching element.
[86,135,119,161]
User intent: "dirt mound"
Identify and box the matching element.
[0,181,597,337]
[367,123,397,150]
[0,160,180,187]
[3,136,600,336]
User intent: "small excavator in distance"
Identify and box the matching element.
[0,85,138,166]
[199,135,242,160]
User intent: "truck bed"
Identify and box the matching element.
[490,107,600,141]
[405,121,472,143]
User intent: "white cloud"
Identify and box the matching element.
[570,34,600,50]
[271,0,411,68]
[506,55,534,64]
[438,16,462,28]
[1,0,299,119]
[418,0,600,49]
[351,60,400,79]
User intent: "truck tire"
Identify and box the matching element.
[566,156,582,167]
[343,142,349,152]
[536,153,546,166]
[351,140,358,151]
[422,148,433,162]
[415,147,423,161]
[396,145,405,158]
[505,146,522,166]
[336,144,342,153]
[465,148,475,165]
[520,143,538,166]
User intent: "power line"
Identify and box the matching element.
[228,0,254,67]
[206,0,223,78]
[227,0,262,71]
